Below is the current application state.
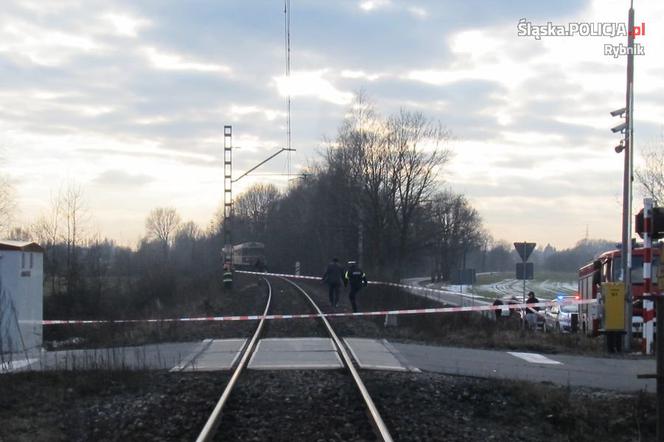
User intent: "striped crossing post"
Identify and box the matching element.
[643,198,655,354]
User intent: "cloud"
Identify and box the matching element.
[0,17,106,66]
[408,6,428,19]
[274,70,353,105]
[341,69,384,81]
[103,12,150,38]
[229,104,287,122]
[359,0,391,12]
[142,46,232,74]
[2,0,663,249]
[93,169,154,187]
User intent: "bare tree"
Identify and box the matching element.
[29,183,89,298]
[31,191,63,295]
[234,184,280,240]
[330,93,393,273]
[0,174,16,236]
[326,96,453,276]
[386,110,451,274]
[636,139,664,205]
[32,191,62,248]
[60,183,88,294]
[145,207,181,247]
[428,190,483,280]
[7,226,31,241]
[176,221,202,241]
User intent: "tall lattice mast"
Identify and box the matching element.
[223,125,233,263]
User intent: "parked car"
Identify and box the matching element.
[544,299,579,333]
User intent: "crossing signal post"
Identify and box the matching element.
[659,244,664,441]
[635,207,664,241]
[636,199,664,440]
[635,203,664,355]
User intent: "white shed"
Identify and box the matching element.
[0,240,44,356]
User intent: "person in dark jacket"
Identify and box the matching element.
[344,261,367,313]
[322,258,344,307]
[254,258,267,273]
[525,291,540,329]
[492,296,504,320]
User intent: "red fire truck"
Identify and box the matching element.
[578,247,660,336]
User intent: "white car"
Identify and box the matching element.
[544,302,579,333]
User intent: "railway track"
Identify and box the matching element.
[196,275,394,441]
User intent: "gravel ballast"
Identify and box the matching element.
[9,273,653,440]
[0,370,654,441]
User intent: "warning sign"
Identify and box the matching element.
[514,242,536,262]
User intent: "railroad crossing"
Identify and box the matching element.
[2,338,654,393]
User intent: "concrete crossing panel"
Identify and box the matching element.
[173,339,247,372]
[255,337,335,352]
[249,338,342,370]
[344,338,414,371]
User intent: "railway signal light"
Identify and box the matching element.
[635,207,664,240]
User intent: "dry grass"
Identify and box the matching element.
[360,285,608,355]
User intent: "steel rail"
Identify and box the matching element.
[196,278,272,442]
[279,277,394,442]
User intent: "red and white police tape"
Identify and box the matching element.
[237,269,482,297]
[42,269,595,327]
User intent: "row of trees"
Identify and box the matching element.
[2,102,663,318]
[0,95,488,316]
[0,181,222,317]
[0,189,627,319]
[225,95,483,280]
[464,238,618,275]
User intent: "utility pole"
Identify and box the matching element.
[612,2,636,351]
[222,127,295,261]
[623,1,635,350]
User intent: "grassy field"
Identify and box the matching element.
[431,271,578,301]
[475,271,577,285]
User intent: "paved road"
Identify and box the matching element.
[392,342,655,392]
[1,342,197,372]
[3,339,655,392]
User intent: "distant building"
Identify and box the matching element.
[0,240,44,356]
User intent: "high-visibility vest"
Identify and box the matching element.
[223,271,233,283]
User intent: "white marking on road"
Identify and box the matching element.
[508,352,562,365]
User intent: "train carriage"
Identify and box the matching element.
[230,242,266,270]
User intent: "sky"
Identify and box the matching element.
[1,0,663,249]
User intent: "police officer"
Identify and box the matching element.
[344,261,367,313]
[223,261,233,289]
[322,258,344,307]
[492,296,504,320]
